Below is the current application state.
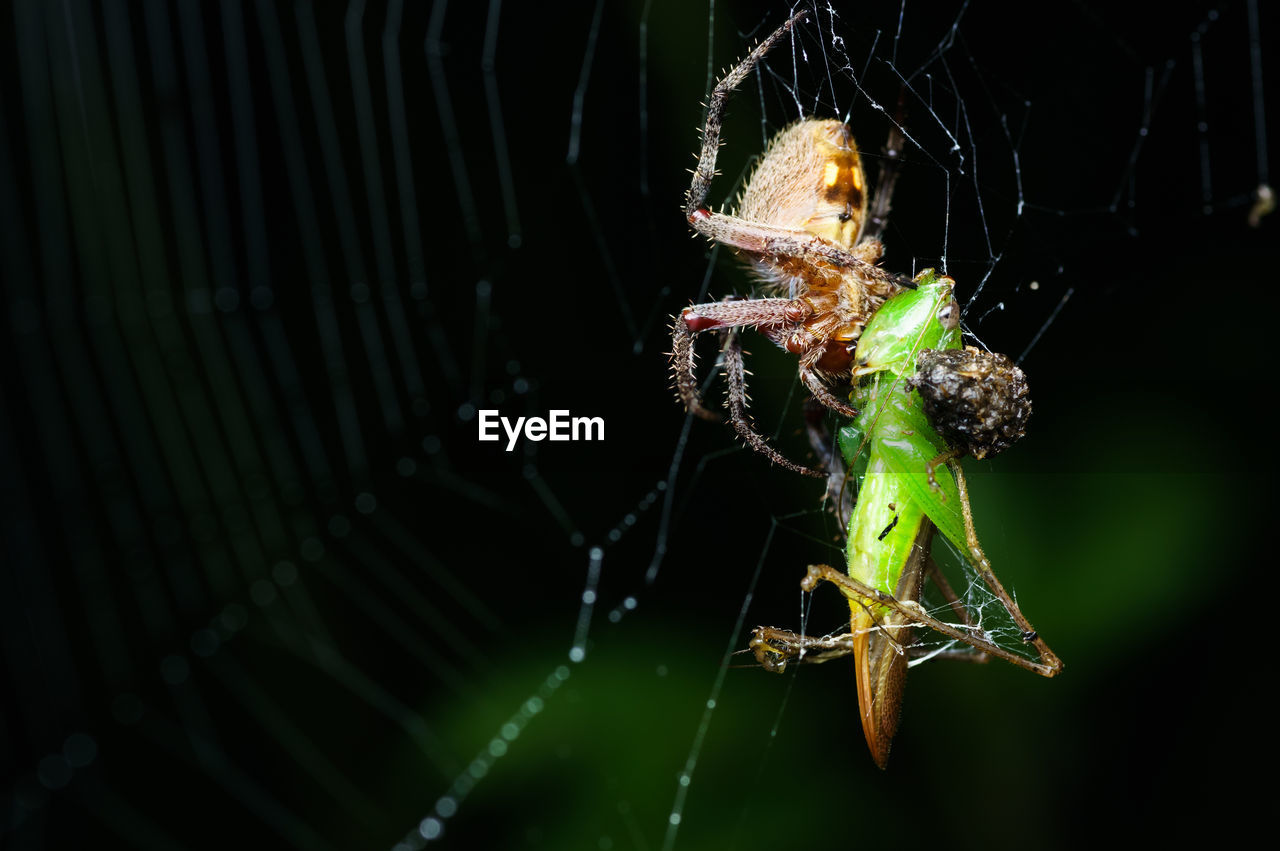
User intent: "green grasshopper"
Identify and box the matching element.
[752,270,1062,768]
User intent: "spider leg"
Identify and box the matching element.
[673,296,860,428]
[669,296,794,424]
[799,350,859,418]
[685,10,808,219]
[861,109,907,244]
[678,296,795,332]
[804,399,855,522]
[688,211,914,294]
[669,314,720,421]
[722,334,824,478]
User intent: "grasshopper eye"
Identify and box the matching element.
[937,300,960,330]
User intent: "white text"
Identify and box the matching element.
[477,410,604,451]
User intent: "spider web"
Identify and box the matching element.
[0,1,1272,849]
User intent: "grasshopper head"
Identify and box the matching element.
[852,270,962,379]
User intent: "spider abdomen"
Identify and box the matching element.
[737,119,867,249]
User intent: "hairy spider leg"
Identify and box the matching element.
[670,296,825,476]
[669,311,718,422]
[722,333,824,477]
[861,91,908,244]
[803,398,855,519]
[688,210,910,293]
[670,296,793,415]
[685,10,809,220]
[797,346,859,417]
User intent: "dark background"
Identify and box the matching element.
[1,1,1272,848]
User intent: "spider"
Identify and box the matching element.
[670,10,914,477]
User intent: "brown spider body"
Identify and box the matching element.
[671,12,909,475]
[689,119,897,367]
[738,120,891,379]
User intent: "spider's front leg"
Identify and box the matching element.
[670,296,793,419]
[797,348,859,419]
[685,10,808,219]
[689,211,913,296]
[862,107,907,244]
[669,296,825,478]
[669,313,720,423]
[804,399,855,522]
[722,334,823,478]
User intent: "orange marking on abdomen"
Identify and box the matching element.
[822,152,865,209]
